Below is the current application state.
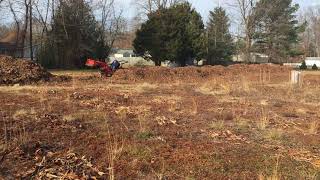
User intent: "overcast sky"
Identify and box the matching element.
[119,0,320,22]
[1,0,319,26]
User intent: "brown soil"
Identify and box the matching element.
[1,65,320,179]
[0,56,70,85]
[112,64,290,83]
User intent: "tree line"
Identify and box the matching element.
[0,0,126,68]
[134,0,305,66]
[0,0,318,68]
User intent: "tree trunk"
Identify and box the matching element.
[155,60,161,66]
[9,0,20,58]
[29,0,33,61]
[21,0,29,58]
[244,34,251,63]
[14,26,20,58]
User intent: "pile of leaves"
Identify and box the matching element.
[0,56,71,85]
[26,151,106,179]
[0,56,52,85]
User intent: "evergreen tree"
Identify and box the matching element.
[133,2,205,66]
[253,0,304,63]
[312,64,318,70]
[207,7,234,65]
[300,60,307,70]
[38,0,108,68]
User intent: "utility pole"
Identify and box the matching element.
[29,0,33,61]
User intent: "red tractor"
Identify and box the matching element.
[85,59,120,77]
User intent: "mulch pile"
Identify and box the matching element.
[0,56,70,85]
[112,64,291,83]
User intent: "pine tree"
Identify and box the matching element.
[300,60,307,70]
[38,0,108,68]
[253,0,304,63]
[207,7,234,65]
[312,64,318,70]
[133,2,205,66]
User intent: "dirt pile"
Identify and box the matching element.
[0,56,53,85]
[112,64,291,83]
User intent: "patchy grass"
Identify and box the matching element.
[127,145,152,161]
[63,111,106,122]
[257,109,270,130]
[263,129,284,141]
[136,131,154,140]
[308,121,319,135]
[195,80,231,96]
[234,117,250,132]
[209,120,225,131]
[1,68,320,179]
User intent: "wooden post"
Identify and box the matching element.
[291,70,301,84]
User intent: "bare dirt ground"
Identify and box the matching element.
[1,65,320,179]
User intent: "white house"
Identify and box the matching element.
[305,57,320,67]
[232,53,269,63]
[113,49,136,58]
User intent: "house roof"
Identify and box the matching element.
[306,57,320,61]
[0,31,18,43]
[115,49,135,55]
[0,42,39,51]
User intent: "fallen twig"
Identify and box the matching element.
[0,150,11,166]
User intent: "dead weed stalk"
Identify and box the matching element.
[191,98,198,115]
[137,111,149,133]
[257,107,269,130]
[1,112,31,166]
[152,159,166,180]
[258,155,281,180]
[115,107,129,131]
[105,121,124,180]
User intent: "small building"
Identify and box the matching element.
[113,49,136,58]
[0,30,39,60]
[251,53,269,63]
[305,57,320,67]
[0,42,39,60]
[232,53,269,63]
[0,42,23,57]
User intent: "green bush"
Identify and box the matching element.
[312,64,318,70]
[300,61,307,70]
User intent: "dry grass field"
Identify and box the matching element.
[0,65,320,179]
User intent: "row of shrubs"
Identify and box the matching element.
[300,61,318,70]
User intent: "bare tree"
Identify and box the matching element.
[134,0,183,16]
[300,7,320,57]
[19,0,29,57]
[2,0,31,57]
[8,0,21,57]
[96,0,127,52]
[229,0,257,62]
[29,0,33,61]
[33,0,50,34]
[106,11,127,51]
[32,0,51,58]
[0,0,5,22]
[310,8,320,57]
